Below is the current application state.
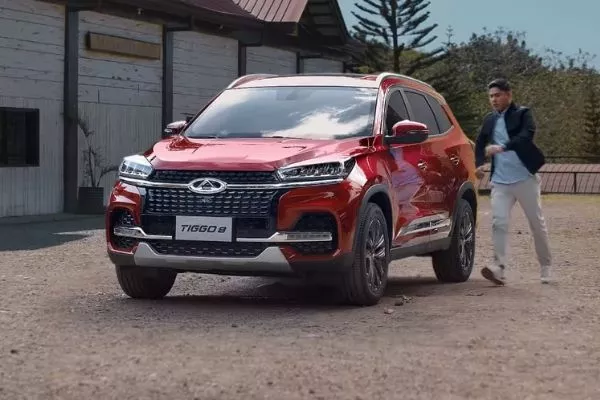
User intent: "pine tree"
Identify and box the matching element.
[582,86,600,159]
[426,27,480,138]
[351,0,445,73]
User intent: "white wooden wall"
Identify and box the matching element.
[302,58,344,73]
[172,31,238,122]
[246,46,297,74]
[78,11,163,204]
[0,0,64,217]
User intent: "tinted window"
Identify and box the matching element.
[405,91,440,135]
[185,86,378,140]
[385,91,409,135]
[425,94,452,133]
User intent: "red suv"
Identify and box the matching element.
[106,72,478,306]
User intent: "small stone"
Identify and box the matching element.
[231,324,238,328]
[384,308,395,314]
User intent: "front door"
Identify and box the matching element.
[383,88,439,249]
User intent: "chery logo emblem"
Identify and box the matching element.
[187,178,227,194]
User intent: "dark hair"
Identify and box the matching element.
[488,78,511,92]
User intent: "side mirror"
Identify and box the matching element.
[383,120,429,145]
[163,120,186,137]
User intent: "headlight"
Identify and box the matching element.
[277,159,356,181]
[118,155,154,179]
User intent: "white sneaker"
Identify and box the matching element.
[481,264,506,285]
[541,265,552,284]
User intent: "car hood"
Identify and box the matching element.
[145,136,372,171]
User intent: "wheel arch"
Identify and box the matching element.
[357,184,394,249]
[452,181,478,232]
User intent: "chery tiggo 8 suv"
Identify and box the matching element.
[107,72,478,306]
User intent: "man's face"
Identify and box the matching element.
[488,87,512,112]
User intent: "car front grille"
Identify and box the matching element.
[148,170,278,184]
[144,188,282,217]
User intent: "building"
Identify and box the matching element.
[0,0,358,217]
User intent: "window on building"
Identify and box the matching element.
[405,91,441,135]
[0,108,40,167]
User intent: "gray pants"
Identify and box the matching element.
[490,175,552,268]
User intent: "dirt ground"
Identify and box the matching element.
[1,195,599,400]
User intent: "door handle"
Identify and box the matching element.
[449,155,460,166]
[417,160,427,170]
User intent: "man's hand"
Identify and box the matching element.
[485,144,504,156]
[475,166,486,179]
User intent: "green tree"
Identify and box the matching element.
[351,0,445,73]
[582,85,600,158]
[414,27,480,137]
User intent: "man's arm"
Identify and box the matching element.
[503,108,536,151]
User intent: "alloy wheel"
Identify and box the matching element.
[458,212,474,272]
[365,218,387,293]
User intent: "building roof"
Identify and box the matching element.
[232,0,308,23]
[72,0,358,58]
[233,0,350,44]
[176,0,257,19]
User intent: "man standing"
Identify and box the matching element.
[475,78,553,284]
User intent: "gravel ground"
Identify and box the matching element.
[1,195,599,400]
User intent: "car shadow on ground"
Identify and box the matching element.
[0,217,104,251]
[108,275,504,312]
[68,274,523,331]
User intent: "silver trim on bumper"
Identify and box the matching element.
[114,226,332,243]
[113,226,171,240]
[398,213,452,236]
[133,242,293,273]
[236,231,332,243]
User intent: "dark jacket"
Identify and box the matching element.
[475,102,545,177]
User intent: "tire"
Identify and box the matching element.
[115,265,177,299]
[431,199,475,283]
[340,203,390,306]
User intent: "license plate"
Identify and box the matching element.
[175,216,233,242]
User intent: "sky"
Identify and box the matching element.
[337,0,600,69]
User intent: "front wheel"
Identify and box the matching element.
[116,265,177,299]
[431,199,475,283]
[340,203,390,306]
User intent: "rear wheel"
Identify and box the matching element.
[431,199,475,282]
[340,203,390,306]
[116,265,177,299]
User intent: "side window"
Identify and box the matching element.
[385,91,409,135]
[405,91,440,135]
[425,94,453,133]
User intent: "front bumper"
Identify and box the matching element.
[109,242,294,274]
[106,171,363,276]
[108,225,352,276]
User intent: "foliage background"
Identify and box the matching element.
[348,1,600,161]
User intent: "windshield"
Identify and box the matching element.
[184,86,378,140]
